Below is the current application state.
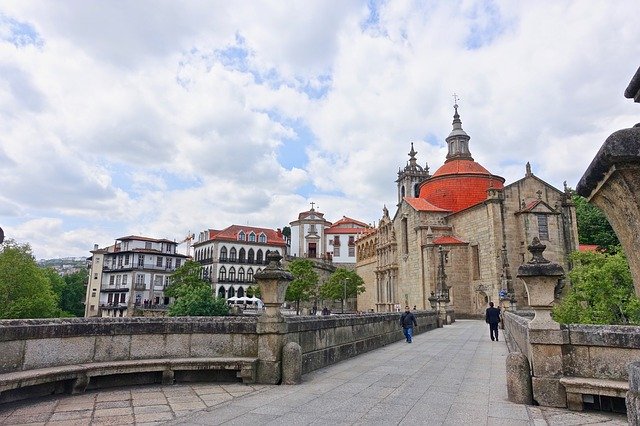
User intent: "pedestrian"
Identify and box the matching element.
[400,305,417,343]
[485,301,501,341]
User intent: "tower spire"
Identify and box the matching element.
[445,99,473,163]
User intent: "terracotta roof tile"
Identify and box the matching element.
[432,235,467,245]
[404,197,450,212]
[208,225,286,246]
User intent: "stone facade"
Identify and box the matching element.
[356,107,578,316]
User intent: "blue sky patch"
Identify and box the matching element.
[0,14,43,48]
[464,1,508,50]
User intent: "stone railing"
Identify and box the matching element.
[502,311,530,359]
[285,311,438,374]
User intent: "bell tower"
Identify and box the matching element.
[396,143,430,206]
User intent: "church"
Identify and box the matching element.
[356,105,579,317]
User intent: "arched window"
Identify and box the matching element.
[238,231,245,241]
[256,250,263,264]
[239,248,246,262]
[247,268,254,282]
[248,249,255,263]
[265,250,271,264]
[229,267,236,282]
[414,183,420,198]
[249,232,256,242]
[237,287,245,298]
[218,286,226,298]
[228,286,235,298]
[238,267,245,282]
[220,246,228,261]
[230,247,237,261]
[218,266,226,282]
[401,185,405,198]
[259,233,266,243]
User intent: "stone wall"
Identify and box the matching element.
[285,311,438,374]
[503,311,640,409]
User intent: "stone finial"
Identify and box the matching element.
[525,162,532,177]
[528,237,548,264]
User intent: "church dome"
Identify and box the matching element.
[418,106,505,212]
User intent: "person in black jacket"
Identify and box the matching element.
[485,302,501,341]
[400,305,418,343]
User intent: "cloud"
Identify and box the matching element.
[0,1,639,259]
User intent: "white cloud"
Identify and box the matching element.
[0,1,638,258]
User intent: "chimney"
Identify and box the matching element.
[93,244,99,251]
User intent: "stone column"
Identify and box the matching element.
[253,252,293,384]
[517,237,568,408]
[628,362,640,425]
[576,66,640,297]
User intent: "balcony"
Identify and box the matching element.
[100,286,130,293]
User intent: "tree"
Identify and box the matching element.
[281,226,291,239]
[166,260,228,316]
[286,259,318,314]
[246,285,261,298]
[572,193,619,251]
[553,251,640,325]
[319,268,366,303]
[0,240,61,319]
[61,270,88,317]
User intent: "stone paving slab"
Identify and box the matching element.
[0,320,628,425]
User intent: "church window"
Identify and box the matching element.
[401,218,409,254]
[220,246,228,261]
[401,186,405,198]
[230,247,237,261]
[414,183,420,198]
[219,267,226,282]
[537,214,549,241]
[472,245,480,280]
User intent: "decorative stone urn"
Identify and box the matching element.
[254,252,293,320]
[517,237,564,330]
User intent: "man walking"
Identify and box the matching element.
[400,305,417,343]
[485,302,501,341]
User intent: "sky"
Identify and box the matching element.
[0,1,639,260]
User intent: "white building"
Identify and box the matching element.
[84,236,189,317]
[325,216,372,266]
[290,205,372,265]
[192,225,287,299]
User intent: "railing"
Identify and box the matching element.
[103,264,177,272]
[100,286,130,293]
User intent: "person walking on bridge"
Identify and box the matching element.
[400,305,417,343]
[485,302,501,341]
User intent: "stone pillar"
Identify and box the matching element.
[254,252,293,384]
[576,66,640,297]
[506,352,533,405]
[281,342,302,385]
[628,362,640,426]
[517,237,568,408]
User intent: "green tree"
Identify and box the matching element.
[61,270,88,317]
[286,259,318,314]
[166,260,228,316]
[319,268,366,303]
[246,285,261,298]
[281,226,291,239]
[553,251,640,325]
[0,240,61,319]
[572,194,619,251]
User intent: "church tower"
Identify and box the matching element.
[396,143,430,206]
[445,103,473,162]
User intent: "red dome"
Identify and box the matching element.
[419,159,504,212]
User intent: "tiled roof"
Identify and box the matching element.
[419,159,505,213]
[578,244,600,252]
[404,197,450,212]
[117,235,176,244]
[325,216,370,234]
[209,225,287,246]
[432,236,467,245]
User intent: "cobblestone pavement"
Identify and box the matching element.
[0,320,629,425]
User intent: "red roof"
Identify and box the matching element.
[432,236,467,245]
[419,159,505,213]
[579,244,600,252]
[209,225,287,246]
[404,197,450,212]
[325,216,370,234]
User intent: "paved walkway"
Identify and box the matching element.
[0,320,627,425]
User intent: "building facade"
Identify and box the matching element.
[193,225,287,299]
[324,216,372,267]
[84,236,189,317]
[356,105,579,316]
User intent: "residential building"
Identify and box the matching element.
[193,225,287,299]
[325,216,372,267]
[84,236,189,317]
